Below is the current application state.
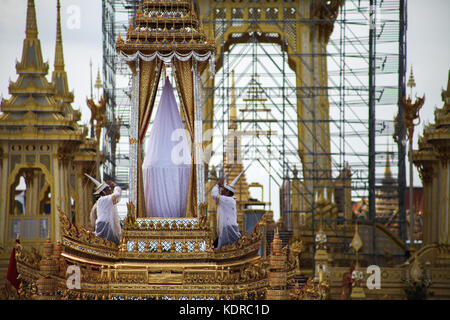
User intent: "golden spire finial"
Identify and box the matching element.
[94,67,102,99]
[25,0,38,39]
[54,0,65,71]
[116,32,123,45]
[407,65,416,98]
[95,68,102,89]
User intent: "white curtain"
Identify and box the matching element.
[142,77,191,217]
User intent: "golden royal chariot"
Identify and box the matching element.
[6,0,450,301]
[12,0,304,301]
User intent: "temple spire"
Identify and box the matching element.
[407,65,416,99]
[17,0,48,74]
[54,0,65,71]
[52,0,74,110]
[25,0,38,39]
[94,67,102,99]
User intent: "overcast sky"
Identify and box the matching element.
[0,0,448,196]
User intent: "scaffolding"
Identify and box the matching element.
[199,0,408,267]
[102,0,408,267]
[102,0,140,214]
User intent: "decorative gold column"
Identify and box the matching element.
[23,169,34,216]
[432,168,441,243]
[413,137,437,245]
[57,145,74,223]
[0,146,8,248]
[413,70,450,245]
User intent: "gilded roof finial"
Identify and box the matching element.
[95,67,102,99]
[25,0,38,39]
[52,0,74,105]
[407,65,416,99]
[116,32,123,46]
[95,68,102,90]
[54,0,65,71]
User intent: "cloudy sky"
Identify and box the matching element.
[0,0,449,194]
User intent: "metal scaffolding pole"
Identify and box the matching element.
[369,0,377,265]
[397,0,408,248]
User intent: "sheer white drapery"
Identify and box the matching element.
[142,78,191,217]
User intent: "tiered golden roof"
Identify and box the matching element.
[52,0,75,114]
[0,0,86,142]
[413,70,450,245]
[425,72,450,148]
[375,149,399,217]
[116,0,215,55]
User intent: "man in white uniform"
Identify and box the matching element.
[211,176,241,248]
[86,175,122,245]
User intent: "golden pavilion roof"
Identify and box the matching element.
[375,148,398,217]
[416,70,450,160]
[429,72,450,135]
[116,0,215,56]
[0,0,86,141]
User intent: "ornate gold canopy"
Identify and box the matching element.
[116,0,216,219]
